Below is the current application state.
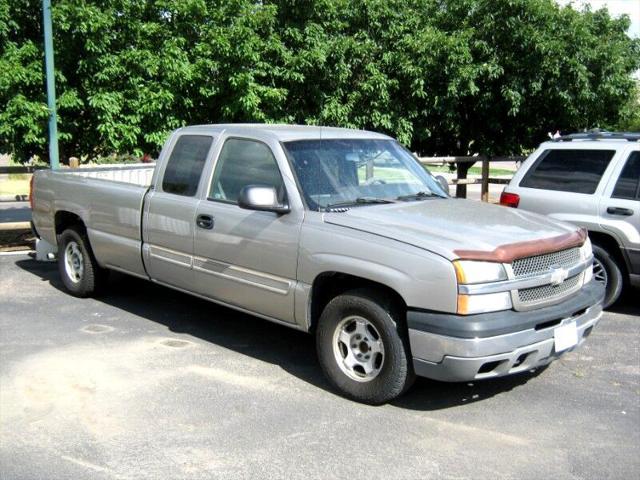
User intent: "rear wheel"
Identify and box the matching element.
[592,244,623,309]
[316,288,414,404]
[58,226,108,297]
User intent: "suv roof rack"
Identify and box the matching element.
[553,130,640,142]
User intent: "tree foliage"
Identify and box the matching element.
[1,0,638,163]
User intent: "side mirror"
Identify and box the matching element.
[435,175,450,196]
[238,185,290,214]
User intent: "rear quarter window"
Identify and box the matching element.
[612,151,640,200]
[520,149,615,194]
[162,135,214,196]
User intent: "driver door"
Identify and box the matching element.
[192,137,303,323]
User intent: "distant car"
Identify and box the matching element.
[501,131,639,308]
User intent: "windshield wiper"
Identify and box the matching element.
[325,197,396,211]
[396,191,445,201]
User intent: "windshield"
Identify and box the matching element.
[283,139,447,210]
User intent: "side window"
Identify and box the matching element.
[209,139,284,203]
[612,152,640,200]
[520,149,615,194]
[162,135,213,196]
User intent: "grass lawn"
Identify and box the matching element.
[426,165,515,176]
[0,174,31,196]
[356,164,515,183]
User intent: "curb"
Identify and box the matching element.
[0,194,28,202]
[0,221,31,231]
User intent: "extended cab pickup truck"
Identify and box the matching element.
[31,124,604,404]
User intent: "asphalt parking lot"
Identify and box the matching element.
[1,254,638,480]
[0,202,31,224]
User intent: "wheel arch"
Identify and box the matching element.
[588,230,629,276]
[308,271,407,333]
[55,210,86,237]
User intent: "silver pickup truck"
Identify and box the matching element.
[31,124,604,404]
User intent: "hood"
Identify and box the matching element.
[323,199,583,262]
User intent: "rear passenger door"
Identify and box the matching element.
[143,134,215,290]
[192,137,303,324]
[516,148,617,229]
[599,149,640,275]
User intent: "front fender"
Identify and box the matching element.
[298,221,458,315]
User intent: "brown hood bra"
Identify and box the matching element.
[454,228,587,263]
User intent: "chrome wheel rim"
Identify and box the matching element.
[332,316,385,382]
[64,241,84,283]
[593,257,607,286]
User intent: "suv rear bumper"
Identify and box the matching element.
[408,282,604,382]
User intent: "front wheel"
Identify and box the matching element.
[592,244,624,309]
[316,289,414,404]
[58,226,108,297]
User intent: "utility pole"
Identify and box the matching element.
[42,0,59,169]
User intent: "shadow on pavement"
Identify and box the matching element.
[16,258,567,411]
[608,286,640,316]
[0,204,32,223]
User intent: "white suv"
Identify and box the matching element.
[501,131,639,308]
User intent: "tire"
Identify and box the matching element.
[316,288,415,405]
[592,244,624,309]
[57,226,108,297]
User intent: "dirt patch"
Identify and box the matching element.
[81,324,115,334]
[159,338,193,348]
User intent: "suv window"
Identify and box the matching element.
[612,152,640,200]
[209,138,284,203]
[162,135,213,196]
[520,149,615,194]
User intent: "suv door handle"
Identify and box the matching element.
[196,214,214,229]
[606,207,634,216]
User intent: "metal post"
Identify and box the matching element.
[42,0,59,169]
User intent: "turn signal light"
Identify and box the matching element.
[500,191,520,208]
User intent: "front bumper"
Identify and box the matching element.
[409,282,604,382]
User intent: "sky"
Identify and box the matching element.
[558,0,640,38]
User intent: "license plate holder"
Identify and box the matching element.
[554,321,578,352]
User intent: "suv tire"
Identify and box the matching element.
[316,288,414,404]
[58,226,108,297]
[592,244,623,309]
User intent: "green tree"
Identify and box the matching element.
[0,0,638,163]
[615,80,640,132]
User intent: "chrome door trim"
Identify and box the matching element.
[193,256,292,295]
[148,244,193,268]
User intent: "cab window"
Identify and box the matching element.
[209,139,285,203]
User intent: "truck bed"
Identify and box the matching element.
[62,163,154,186]
[32,164,155,278]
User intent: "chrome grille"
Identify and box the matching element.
[510,246,584,309]
[517,274,581,303]
[512,247,580,278]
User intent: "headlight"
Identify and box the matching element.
[580,237,593,284]
[579,237,592,261]
[453,260,511,314]
[453,260,508,284]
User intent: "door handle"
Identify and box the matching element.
[606,207,634,216]
[196,214,214,229]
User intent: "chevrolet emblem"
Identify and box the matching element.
[549,265,568,286]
